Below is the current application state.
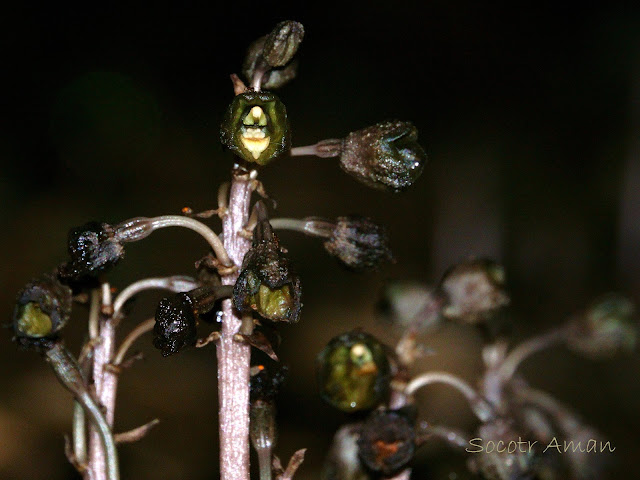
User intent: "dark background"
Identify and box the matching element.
[2,1,639,479]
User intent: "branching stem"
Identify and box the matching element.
[112,276,199,318]
[406,371,495,422]
[45,343,119,480]
[497,327,568,382]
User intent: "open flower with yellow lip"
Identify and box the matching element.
[316,330,391,412]
[13,273,72,351]
[220,90,290,165]
[233,214,301,323]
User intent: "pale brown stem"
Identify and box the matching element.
[497,327,568,382]
[217,169,253,480]
[112,318,155,366]
[88,283,118,480]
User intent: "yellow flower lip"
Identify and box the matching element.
[241,135,271,159]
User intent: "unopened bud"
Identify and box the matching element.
[567,294,637,358]
[323,216,392,271]
[58,222,124,282]
[378,282,443,331]
[340,120,426,193]
[152,285,231,356]
[263,21,304,68]
[153,294,198,357]
[439,259,509,324]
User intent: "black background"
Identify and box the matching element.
[1,1,639,479]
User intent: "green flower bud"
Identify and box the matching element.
[13,274,72,351]
[439,258,509,324]
[316,331,391,412]
[322,216,392,271]
[340,120,426,193]
[567,294,637,358]
[220,91,290,165]
[357,409,416,476]
[233,219,301,322]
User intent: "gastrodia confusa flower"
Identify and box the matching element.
[317,330,391,412]
[220,91,290,165]
[13,274,72,351]
[233,219,301,322]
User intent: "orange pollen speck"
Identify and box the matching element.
[374,440,401,463]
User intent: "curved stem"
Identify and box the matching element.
[72,402,87,465]
[497,328,568,382]
[45,343,119,480]
[406,371,495,422]
[115,216,232,267]
[112,318,155,366]
[113,276,199,318]
[147,216,233,267]
[418,422,470,450]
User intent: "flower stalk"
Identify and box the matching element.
[217,169,254,480]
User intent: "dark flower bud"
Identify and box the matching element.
[220,91,290,166]
[242,21,303,91]
[323,216,392,271]
[340,120,426,193]
[317,330,391,412]
[13,274,72,351]
[567,294,637,358]
[153,294,198,357]
[58,221,124,282]
[153,285,232,356]
[233,218,302,322]
[468,418,536,480]
[250,364,289,402]
[243,37,300,90]
[263,21,305,68]
[438,259,509,324]
[357,409,416,476]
